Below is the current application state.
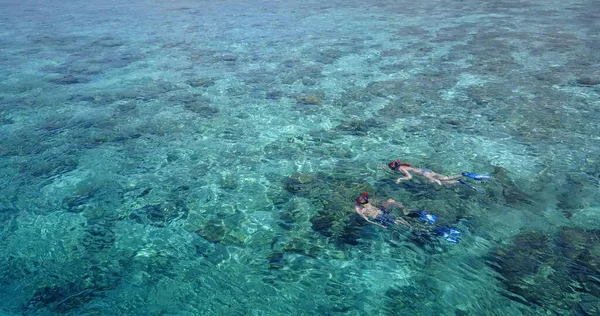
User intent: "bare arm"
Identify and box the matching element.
[361,215,387,228]
[355,206,386,228]
[383,198,404,209]
[395,217,411,227]
[396,169,412,183]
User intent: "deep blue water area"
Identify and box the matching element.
[1,0,599,315]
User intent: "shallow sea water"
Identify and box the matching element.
[1,0,599,315]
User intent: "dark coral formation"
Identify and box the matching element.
[384,279,441,315]
[129,200,189,228]
[25,282,95,314]
[196,218,227,243]
[80,219,116,252]
[489,227,600,314]
[283,171,375,246]
[295,95,321,105]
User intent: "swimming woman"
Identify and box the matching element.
[388,159,462,185]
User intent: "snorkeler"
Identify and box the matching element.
[354,192,410,229]
[387,159,462,185]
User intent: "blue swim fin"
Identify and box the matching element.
[434,226,461,244]
[462,172,491,181]
[458,179,485,194]
[418,211,437,224]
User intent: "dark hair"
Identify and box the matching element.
[388,161,412,169]
[355,196,368,205]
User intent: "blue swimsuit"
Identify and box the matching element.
[375,210,396,226]
[421,168,432,175]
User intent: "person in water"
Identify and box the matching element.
[354,192,410,229]
[388,159,462,185]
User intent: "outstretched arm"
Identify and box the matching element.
[362,215,387,228]
[394,217,411,227]
[355,207,387,228]
[383,198,404,210]
[396,169,412,184]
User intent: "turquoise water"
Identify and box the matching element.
[1,0,599,314]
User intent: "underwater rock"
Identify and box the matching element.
[0,207,19,234]
[25,282,94,314]
[301,77,317,86]
[444,118,461,126]
[365,79,405,98]
[183,102,220,117]
[490,232,551,275]
[579,293,600,315]
[85,263,122,292]
[313,48,342,64]
[378,100,421,118]
[0,115,14,125]
[533,71,565,85]
[64,193,94,213]
[267,251,285,270]
[63,177,124,215]
[338,118,382,136]
[490,166,534,206]
[80,220,116,252]
[25,154,79,179]
[557,173,597,218]
[196,218,226,243]
[267,184,292,207]
[279,58,303,69]
[556,227,600,298]
[50,75,90,85]
[576,76,600,86]
[284,172,315,195]
[282,237,322,258]
[385,280,441,315]
[265,90,283,100]
[186,78,216,88]
[219,173,238,191]
[336,215,364,246]
[129,201,189,227]
[295,65,324,78]
[284,170,379,245]
[489,228,600,312]
[557,191,584,218]
[488,232,554,306]
[557,227,599,260]
[277,201,303,230]
[295,95,321,105]
[310,206,364,246]
[332,87,373,107]
[112,101,138,117]
[216,54,238,62]
[133,248,176,281]
[307,130,342,144]
[310,215,335,237]
[137,187,152,198]
[465,82,506,106]
[336,120,370,136]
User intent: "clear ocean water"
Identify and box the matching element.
[1,0,599,315]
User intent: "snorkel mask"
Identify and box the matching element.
[356,192,369,205]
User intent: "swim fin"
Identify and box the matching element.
[434,226,461,244]
[418,211,437,224]
[462,172,491,181]
[458,179,485,194]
